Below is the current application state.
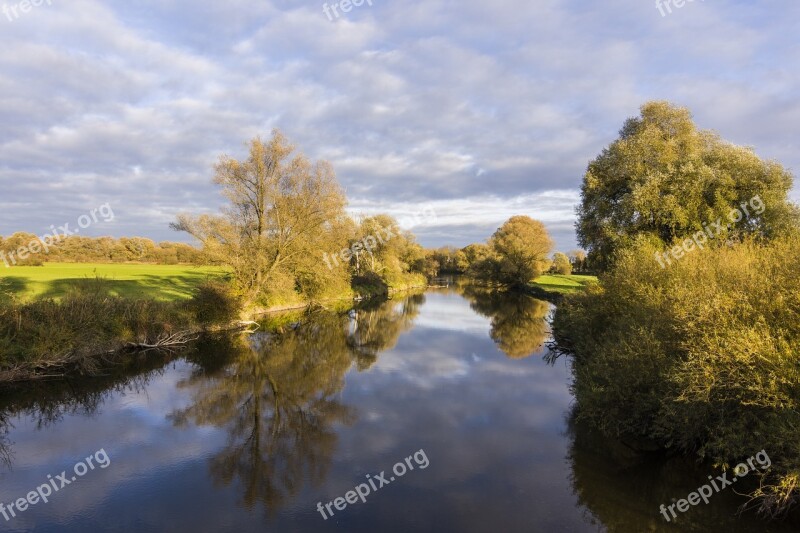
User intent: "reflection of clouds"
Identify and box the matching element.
[3,290,589,532]
[363,294,490,389]
[399,294,490,337]
[1,363,226,530]
[331,292,584,529]
[369,344,473,390]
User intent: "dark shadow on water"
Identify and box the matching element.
[565,407,800,532]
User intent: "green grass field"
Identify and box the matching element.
[0,263,229,302]
[531,274,598,295]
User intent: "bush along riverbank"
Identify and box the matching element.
[0,280,248,383]
[551,236,800,519]
[0,275,428,384]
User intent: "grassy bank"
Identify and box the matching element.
[0,264,427,383]
[523,274,598,302]
[0,279,243,383]
[530,274,598,295]
[0,263,228,301]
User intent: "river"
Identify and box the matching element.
[0,285,794,532]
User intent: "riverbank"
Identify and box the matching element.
[451,274,598,303]
[0,280,242,383]
[551,238,800,518]
[0,278,428,384]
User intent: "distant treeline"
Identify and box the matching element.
[429,244,589,279]
[0,234,206,266]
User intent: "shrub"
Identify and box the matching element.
[351,271,389,298]
[552,235,800,516]
[0,286,191,369]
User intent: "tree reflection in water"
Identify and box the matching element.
[460,286,551,358]
[565,395,800,531]
[347,293,425,370]
[169,296,423,515]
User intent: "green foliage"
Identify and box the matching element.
[577,101,799,270]
[172,132,430,308]
[0,233,206,265]
[567,250,588,273]
[173,130,350,305]
[468,216,554,288]
[552,236,800,516]
[0,289,187,368]
[351,271,389,298]
[429,246,467,275]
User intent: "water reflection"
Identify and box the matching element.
[0,352,173,471]
[170,331,353,513]
[566,402,800,532]
[0,289,795,532]
[459,286,550,358]
[167,296,425,514]
[347,293,425,370]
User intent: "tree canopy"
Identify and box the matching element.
[577,101,799,270]
[481,216,554,288]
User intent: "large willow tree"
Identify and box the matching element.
[577,101,798,270]
[173,130,350,303]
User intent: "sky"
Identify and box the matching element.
[0,0,798,251]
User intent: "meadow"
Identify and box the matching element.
[0,263,228,302]
[530,274,598,295]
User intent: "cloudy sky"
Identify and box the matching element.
[1,0,798,251]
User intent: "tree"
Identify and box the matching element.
[577,101,799,270]
[172,130,349,304]
[551,252,572,275]
[488,216,553,288]
[461,243,491,275]
[567,250,587,273]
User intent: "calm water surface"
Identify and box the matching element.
[0,287,796,532]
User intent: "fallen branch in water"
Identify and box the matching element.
[124,331,200,352]
[0,317,265,385]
